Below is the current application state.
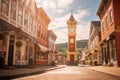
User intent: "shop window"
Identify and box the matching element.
[15,48,21,61]
[113,40,117,60]
[10,0,16,20]
[1,0,9,16]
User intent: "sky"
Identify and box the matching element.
[35,0,101,44]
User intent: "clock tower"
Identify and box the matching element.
[67,12,77,64]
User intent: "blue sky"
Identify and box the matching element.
[36,0,101,43]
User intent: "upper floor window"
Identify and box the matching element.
[109,9,113,24]
[10,0,16,20]
[1,0,9,16]
[29,16,33,31]
[18,5,23,25]
[105,16,108,28]
[33,20,36,32]
[24,11,28,29]
[38,27,41,37]
[102,22,105,32]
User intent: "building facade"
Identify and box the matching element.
[97,0,120,66]
[67,13,77,64]
[88,21,101,65]
[48,30,57,65]
[35,8,51,66]
[0,0,38,66]
[0,0,51,67]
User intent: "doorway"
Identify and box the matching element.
[8,35,15,66]
[70,54,74,63]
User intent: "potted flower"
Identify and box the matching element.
[99,42,104,46]
[16,41,23,48]
[94,49,98,53]
[93,60,97,66]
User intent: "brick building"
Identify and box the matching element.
[35,8,51,65]
[97,0,120,66]
[0,0,51,67]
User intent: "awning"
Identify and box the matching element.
[37,43,48,52]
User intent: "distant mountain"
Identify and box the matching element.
[76,39,88,48]
[56,39,88,54]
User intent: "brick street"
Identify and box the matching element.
[12,66,120,80]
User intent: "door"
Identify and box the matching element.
[8,35,15,66]
[70,54,74,63]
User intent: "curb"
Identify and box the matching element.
[86,67,120,77]
[0,66,65,80]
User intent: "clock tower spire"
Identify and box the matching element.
[67,11,77,65]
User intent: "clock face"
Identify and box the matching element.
[69,28,75,33]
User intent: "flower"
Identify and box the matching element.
[16,41,23,47]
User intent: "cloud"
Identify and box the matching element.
[47,8,91,43]
[35,0,91,44]
[57,9,64,13]
[76,21,90,40]
[57,0,74,9]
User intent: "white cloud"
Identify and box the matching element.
[49,1,57,9]
[57,9,64,13]
[35,0,91,44]
[75,9,91,21]
[48,9,90,43]
[42,1,49,7]
[57,0,74,9]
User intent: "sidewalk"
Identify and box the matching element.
[87,66,120,77]
[0,65,65,78]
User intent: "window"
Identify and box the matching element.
[29,16,33,31]
[10,0,16,20]
[38,24,41,36]
[70,38,74,43]
[105,16,108,28]
[24,11,28,29]
[1,0,9,16]
[41,29,43,38]
[102,22,105,32]
[33,20,36,32]
[18,5,23,25]
[109,9,113,24]
[113,39,117,60]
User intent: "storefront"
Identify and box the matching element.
[0,19,36,67]
[35,44,49,65]
[102,34,117,66]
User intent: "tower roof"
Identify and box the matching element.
[68,11,76,21]
[69,14,76,21]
